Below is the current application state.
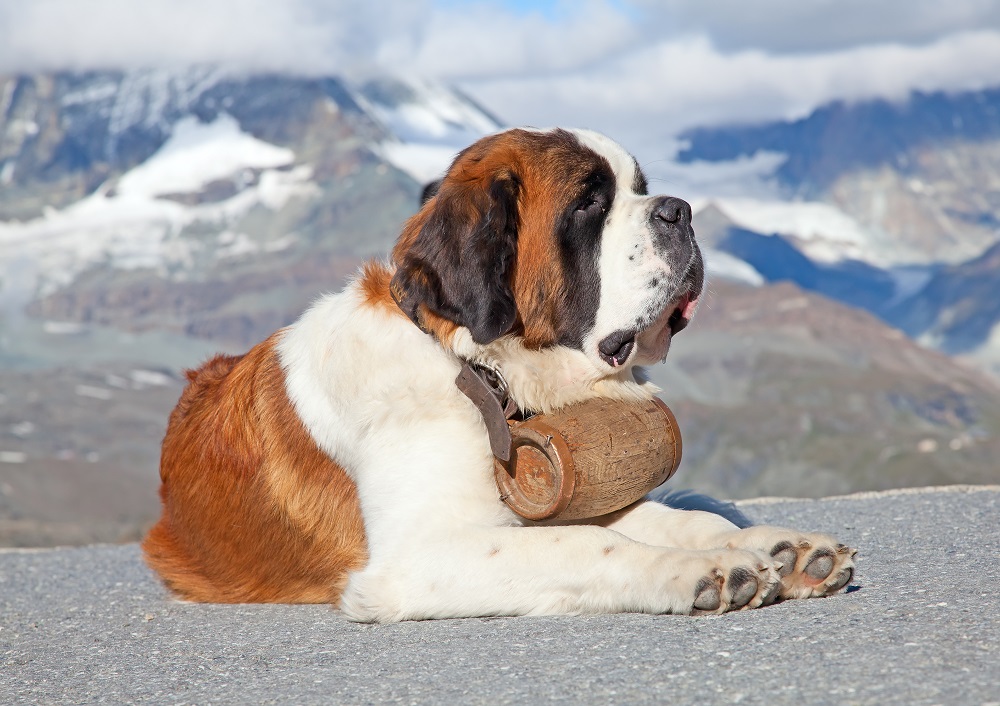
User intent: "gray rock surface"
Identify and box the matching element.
[2,486,999,705]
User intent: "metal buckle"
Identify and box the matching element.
[472,362,517,419]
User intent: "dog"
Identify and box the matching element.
[143,128,855,621]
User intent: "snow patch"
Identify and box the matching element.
[887,266,935,305]
[130,369,173,387]
[117,114,293,198]
[376,142,459,183]
[216,229,299,261]
[361,77,500,184]
[963,320,1000,378]
[703,248,765,286]
[215,232,258,260]
[366,77,500,145]
[43,321,87,335]
[0,114,314,299]
[105,68,228,143]
[698,197,891,265]
[9,421,35,438]
[60,81,119,107]
[264,234,298,253]
[255,166,315,210]
[74,385,113,400]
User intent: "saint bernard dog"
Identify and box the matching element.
[143,128,855,621]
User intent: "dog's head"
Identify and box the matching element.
[391,128,703,381]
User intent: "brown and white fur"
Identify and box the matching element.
[143,128,855,621]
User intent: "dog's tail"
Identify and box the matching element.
[647,487,754,529]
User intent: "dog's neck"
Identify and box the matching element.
[382,270,658,414]
[449,328,657,415]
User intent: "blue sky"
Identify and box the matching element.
[500,0,564,14]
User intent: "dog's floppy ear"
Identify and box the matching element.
[392,171,520,344]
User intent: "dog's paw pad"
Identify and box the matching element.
[828,567,853,592]
[761,574,783,604]
[726,527,856,601]
[770,542,797,576]
[693,571,723,611]
[804,550,835,581]
[770,536,856,599]
[728,567,759,609]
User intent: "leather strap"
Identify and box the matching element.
[455,362,517,462]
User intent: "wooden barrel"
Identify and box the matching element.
[494,397,682,521]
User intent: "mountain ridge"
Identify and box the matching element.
[678,86,1000,195]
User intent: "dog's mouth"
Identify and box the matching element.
[597,289,700,368]
[597,329,637,368]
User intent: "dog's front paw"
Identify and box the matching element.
[683,549,783,614]
[723,527,856,601]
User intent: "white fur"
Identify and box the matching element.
[449,328,656,415]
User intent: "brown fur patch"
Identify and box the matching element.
[416,306,461,346]
[359,260,459,344]
[142,335,368,603]
[359,260,401,314]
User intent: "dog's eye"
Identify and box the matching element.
[575,198,605,214]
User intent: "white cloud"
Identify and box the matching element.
[457,30,1000,161]
[3,0,1000,157]
[380,0,637,79]
[628,0,1000,53]
[0,0,427,74]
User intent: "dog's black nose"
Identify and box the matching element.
[653,196,691,225]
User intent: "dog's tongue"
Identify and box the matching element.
[638,293,694,363]
[670,293,698,335]
[640,308,675,362]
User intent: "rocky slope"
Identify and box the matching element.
[648,280,1000,499]
[0,68,503,545]
[1,69,500,347]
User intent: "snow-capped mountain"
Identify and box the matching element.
[0,69,497,353]
[675,87,1000,377]
[678,87,1000,267]
[358,76,503,183]
[0,69,506,545]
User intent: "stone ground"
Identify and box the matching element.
[2,485,998,705]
